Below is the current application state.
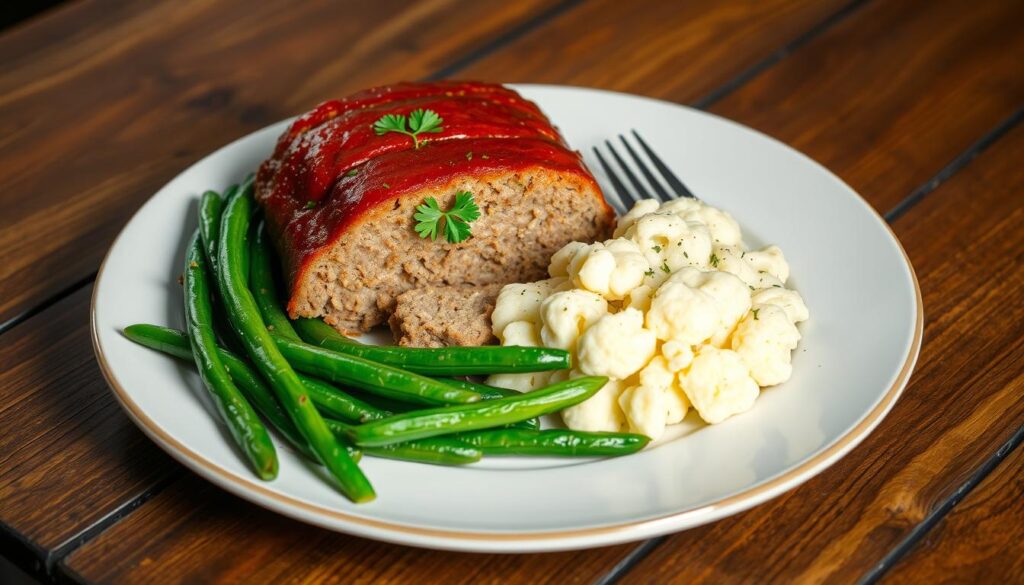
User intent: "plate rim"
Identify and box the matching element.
[90,84,923,551]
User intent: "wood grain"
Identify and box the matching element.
[461,0,1024,214]
[619,123,1024,584]
[0,0,560,326]
[61,475,638,585]
[457,0,850,104]
[883,437,1024,584]
[0,286,175,555]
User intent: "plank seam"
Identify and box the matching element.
[885,106,1024,223]
[691,0,871,110]
[858,421,1024,584]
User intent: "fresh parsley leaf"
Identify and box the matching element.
[709,253,720,267]
[414,191,480,243]
[652,245,662,253]
[304,200,316,209]
[644,268,655,278]
[345,169,359,177]
[373,109,444,149]
[660,262,670,273]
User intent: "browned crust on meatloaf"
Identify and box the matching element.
[389,284,502,347]
[290,167,613,335]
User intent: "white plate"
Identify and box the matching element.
[92,85,921,552]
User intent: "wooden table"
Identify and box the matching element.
[2,0,1022,582]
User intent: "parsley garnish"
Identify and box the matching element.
[466,151,473,161]
[652,245,662,253]
[660,262,670,273]
[413,191,481,243]
[644,268,655,278]
[345,169,359,177]
[373,109,443,149]
[709,253,720,267]
[683,251,689,258]
[752,308,760,320]
[304,200,316,209]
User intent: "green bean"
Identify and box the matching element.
[457,429,649,457]
[440,378,539,430]
[347,376,608,447]
[250,220,300,341]
[272,335,482,407]
[293,317,571,376]
[217,187,374,503]
[182,232,277,479]
[122,324,361,463]
[123,324,385,424]
[324,420,481,466]
[198,190,224,272]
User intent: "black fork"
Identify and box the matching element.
[591,130,697,213]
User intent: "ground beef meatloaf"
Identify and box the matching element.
[389,284,502,348]
[256,81,614,337]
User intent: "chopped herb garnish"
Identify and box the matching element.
[660,262,670,274]
[772,284,782,288]
[749,285,755,291]
[413,191,481,244]
[709,253,720,267]
[465,151,473,161]
[683,251,689,259]
[382,183,390,189]
[752,308,760,320]
[652,245,662,253]
[741,251,746,258]
[373,108,444,149]
[345,169,359,177]
[304,200,316,209]
[644,268,655,278]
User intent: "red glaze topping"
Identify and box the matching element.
[254,81,608,303]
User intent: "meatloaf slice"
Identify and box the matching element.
[256,82,614,336]
[389,284,502,347]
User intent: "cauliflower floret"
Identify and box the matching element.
[623,212,713,272]
[663,267,752,346]
[658,197,703,217]
[578,308,656,379]
[743,245,790,283]
[731,304,801,386]
[751,287,809,323]
[561,377,627,432]
[679,346,760,424]
[638,355,691,425]
[563,238,649,300]
[499,320,542,347]
[613,199,661,238]
[661,339,695,372]
[486,371,553,393]
[622,284,655,312]
[619,384,667,440]
[548,242,589,278]
[684,205,743,247]
[645,279,719,344]
[492,278,565,337]
[539,290,608,352]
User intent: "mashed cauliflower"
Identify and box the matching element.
[488,198,808,440]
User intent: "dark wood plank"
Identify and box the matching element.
[619,122,1024,583]
[456,0,850,104]
[0,0,560,325]
[884,436,1024,584]
[61,475,637,585]
[0,286,175,556]
[460,0,1024,214]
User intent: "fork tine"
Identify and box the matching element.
[631,130,696,199]
[592,146,636,212]
[619,134,671,202]
[605,140,651,203]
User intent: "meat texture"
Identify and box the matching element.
[255,81,614,339]
[389,284,502,348]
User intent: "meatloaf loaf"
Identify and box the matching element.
[256,81,614,335]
